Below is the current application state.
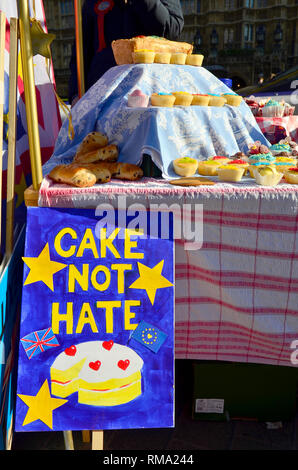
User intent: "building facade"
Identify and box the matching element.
[180,0,298,87]
[43,0,75,98]
[43,0,297,96]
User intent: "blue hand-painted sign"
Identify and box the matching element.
[15,207,174,432]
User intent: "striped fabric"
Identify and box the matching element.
[256,116,298,144]
[39,176,298,367]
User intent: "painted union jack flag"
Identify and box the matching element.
[20,327,59,360]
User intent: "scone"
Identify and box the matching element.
[49,163,97,187]
[172,91,193,106]
[79,162,119,182]
[132,49,155,63]
[217,164,245,182]
[192,94,210,106]
[114,163,143,181]
[74,144,119,163]
[197,160,222,176]
[81,162,143,181]
[151,93,176,107]
[252,165,283,186]
[75,132,109,156]
[173,157,198,176]
[284,167,298,184]
[170,52,187,65]
[185,54,204,66]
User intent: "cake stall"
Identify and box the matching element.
[5,0,298,451]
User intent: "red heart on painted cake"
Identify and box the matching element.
[89,360,101,371]
[118,359,130,370]
[102,340,114,351]
[64,345,76,356]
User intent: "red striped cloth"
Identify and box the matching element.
[39,176,298,366]
[256,116,298,144]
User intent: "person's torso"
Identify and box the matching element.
[88,0,152,52]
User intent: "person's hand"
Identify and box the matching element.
[71,95,79,108]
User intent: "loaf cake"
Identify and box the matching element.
[112,36,193,65]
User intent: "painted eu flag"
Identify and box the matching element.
[131,320,168,353]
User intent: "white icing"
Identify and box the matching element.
[51,341,143,383]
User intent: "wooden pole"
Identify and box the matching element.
[63,431,74,450]
[92,430,104,450]
[74,4,102,448]
[18,0,43,190]
[82,430,90,442]
[5,18,18,257]
[74,0,85,98]
[0,12,6,257]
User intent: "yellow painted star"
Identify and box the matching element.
[129,260,173,305]
[3,112,9,140]
[22,243,67,291]
[15,172,27,208]
[30,18,55,59]
[18,380,67,429]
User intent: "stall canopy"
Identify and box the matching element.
[238,66,298,97]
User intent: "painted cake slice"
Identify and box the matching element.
[50,340,144,406]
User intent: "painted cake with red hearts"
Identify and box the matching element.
[50,340,143,406]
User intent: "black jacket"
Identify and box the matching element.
[69,0,184,102]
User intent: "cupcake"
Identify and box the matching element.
[230,151,248,161]
[284,103,295,116]
[222,93,242,106]
[173,157,198,176]
[154,52,171,64]
[192,94,210,106]
[284,167,298,184]
[270,143,291,156]
[197,160,222,176]
[170,53,187,65]
[248,152,275,165]
[248,141,270,156]
[132,49,155,63]
[217,165,245,182]
[172,91,193,106]
[127,89,149,108]
[262,99,284,117]
[249,103,259,116]
[185,54,204,66]
[209,156,231,164]
[228,159,249,174]
[151,93,176,107]
[274,157,297,174]
[252,165,283,186]
[279,138,298,154]
[248,162,275,178]
[208,94,226,106]
[245,98,259,116]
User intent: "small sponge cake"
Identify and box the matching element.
[173,157,198,176]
